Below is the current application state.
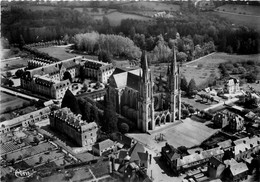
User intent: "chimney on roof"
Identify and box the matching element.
[239,150,242,153]
[243,140,246,144]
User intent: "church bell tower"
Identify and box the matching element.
[168,33,181,122]
[137,51,155,132]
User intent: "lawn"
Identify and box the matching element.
[0,57,28,72]
[152,52,260,88]
[0,92,30,114]
[119,1,180,12]
[209,11,260,32]
[216,4,260,16]
[37,46,79,60]
[105,11,152,26]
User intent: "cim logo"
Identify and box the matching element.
[15,169,34,178]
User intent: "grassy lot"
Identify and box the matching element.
[0,92,30,114]
[0,57,28,72]
[209,11,260,32]
[216,4,260,16]
[37,46,98,61]
[105,11,152,26]
[37,46,79,60]
[119,1,180,11]
[152,53,260,88]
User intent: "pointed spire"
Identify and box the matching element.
[141,50,148,71]
[141,50,148,82]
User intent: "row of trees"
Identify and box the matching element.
[72,32,141,59]
[180,77,198,97]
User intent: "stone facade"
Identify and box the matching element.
[108,48,181,132]
[21,57,80,99]
[49,107,98,148]
[82,59,114,84]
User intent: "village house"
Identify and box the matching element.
[92,139,116,156]
[161,143,224,175]
[229,114,244,132]
[212,111,229,128]
[217,139,234,152]
[49,107,98,148]
[223,158,248,182]
[212,110,244,131]
[224,78,240,94]
[208,156,226,179]
[233,136,260,162]
[112,142,151,182]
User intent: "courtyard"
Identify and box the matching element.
[127,118,219,154]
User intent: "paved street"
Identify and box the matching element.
[127,118,218,154]
[0,86,39,101]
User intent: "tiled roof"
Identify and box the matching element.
[93,139,114,151]
[0,107,51,128]
[162,144,180,161]
[138,152,148,161]
[209,156,225,167]
[230,162,248,176]
[129,143,145,162]
[234,136,260,155]
[217,139,233,149]
[109,67,142,90]
[177,147,224,167]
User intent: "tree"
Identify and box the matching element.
[98,50,112,63]
[182,109,190,118]
[15,69,24,78]
[120,123,129,134]
[61,90,81,115]
[177,52,188,65]
[63,71,72,82]
[90,103,99,123]
[245,73,257,83]
[33,136,39,144]
[180,77,188,92]
[188,107,195,115]
[8,80,14,87]
[210,97,214,103]
[187,78,197,96]
[177,146,188,154]
[103,97,118,133]
[6,71,12,78]
[39,156,43,163]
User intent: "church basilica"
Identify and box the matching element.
[108,47,181,132]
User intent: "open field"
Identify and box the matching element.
[37,46,98,61]
[0,92,30,114]
[209,11,260,32]
[105,11,152,26]
[118,1,180,11]
[0,57,28,72]
[37,46,78,60]
[216,4,260,16]
[128,118,219,153]
[152,53,260,87]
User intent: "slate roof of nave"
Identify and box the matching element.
[110,67,142,91]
